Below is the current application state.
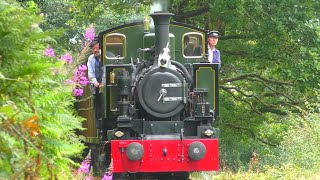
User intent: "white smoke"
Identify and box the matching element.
[149,0,170,31]
[150,0,168,13]
[150,1,162,13]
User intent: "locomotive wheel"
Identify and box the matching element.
[113,173,130,180]
[174,172,190,180]
[157,172,190,180]
[113,172,190,180]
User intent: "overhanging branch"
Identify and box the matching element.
[225,123,277,147]
[220,73,294,86]
[247,77,298,104]
[221,85,263,115]
[173,7,210,22]
[221,85,276,108]
[220,72,299,115]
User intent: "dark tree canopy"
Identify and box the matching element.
[32,0,319,146]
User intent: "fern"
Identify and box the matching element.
[0,1,85,179]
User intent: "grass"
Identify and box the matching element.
[190,167,320,180]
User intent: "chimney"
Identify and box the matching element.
[149,12,174,65]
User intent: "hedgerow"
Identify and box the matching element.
[0,1,86,178]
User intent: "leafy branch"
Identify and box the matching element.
[247,77,297,104]
[1,114,52,179]
[220,73,301,115]
[220,73,293,86]
[173,7,210,22]
[221,85,263,115]
[170,0,210,22]
[225,123,277,147]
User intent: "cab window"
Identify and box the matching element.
[183,33,203,57]
[105,33,126,59]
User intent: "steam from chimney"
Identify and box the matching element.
[149,0,170,31]
[150,0,169,13]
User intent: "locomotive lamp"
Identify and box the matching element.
[114,131,124,138]
[203,129,214,137]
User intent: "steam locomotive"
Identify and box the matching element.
[81,11,220,179]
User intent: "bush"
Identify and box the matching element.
[0,1,85,179]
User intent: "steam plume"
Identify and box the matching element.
[150,0,169,13]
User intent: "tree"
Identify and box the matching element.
[210,0,319,144]
[33,0,149,51]
[192,0,319,170]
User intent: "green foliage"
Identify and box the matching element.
[0,1,85,179]
[36,0,149,51]
[211,0,320,172]
[276,112,320,169]
[204,110,320,179]
[216,106,320,176]
[194,167,320,180]
[7,0,319,177]
[210,0,320,173]
[37,0,76,51]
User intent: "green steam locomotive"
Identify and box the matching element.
[79,11,220,180]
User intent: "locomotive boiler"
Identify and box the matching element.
[88,11,220,179]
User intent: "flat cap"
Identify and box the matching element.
[89,36,99,47]
[207,31,220,38]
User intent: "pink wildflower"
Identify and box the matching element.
[60,53,73,64]
[74,67,86,77]
[101,171,113,180]
[73,65,89,86]
[79,76,89,86]
[84,26,95,42]
[73,70,81,82]
[73,71,83,81]
[44,47,55,57]
[78,64,88,71]
[78,161,91,174]
[73,88,84,96]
